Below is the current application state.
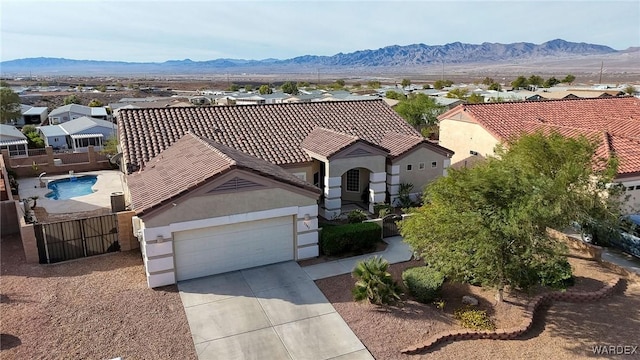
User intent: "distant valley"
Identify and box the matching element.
[1,39,638,80]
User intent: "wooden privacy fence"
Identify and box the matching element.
[34,214,119,264]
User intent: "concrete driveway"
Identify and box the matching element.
[178,261,373,360]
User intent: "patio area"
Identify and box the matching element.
[17,170,125,216]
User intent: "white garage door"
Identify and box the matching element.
[173,216,294,281]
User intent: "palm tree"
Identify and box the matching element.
[352,256,401,305]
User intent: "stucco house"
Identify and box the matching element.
[38,116,116,152]
[117,100,453,287]
[438,96,640,213]
[48,104,109,124]
[0,124,28,157]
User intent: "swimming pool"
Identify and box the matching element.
[45,175,98,200]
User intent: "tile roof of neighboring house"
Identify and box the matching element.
[127,133,319,214]
[439,96,640,176]
[118,100,431,170]
[301,127,388,158]
[380,132,454,158]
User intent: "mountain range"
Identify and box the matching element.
[0,39,632,76]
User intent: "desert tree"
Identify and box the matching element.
[385,90,406,100]
[63,94,81,105]
[434,79,453,90]
[394,93,445,130]
[281,81,298,95]
[561,74,576,84]
[401,78,411,88]
[400,131,625,301]
[446,88,469,100]
[22,125,44,148]
[543,77,561,88]
[0,88,21,124]
[510,76,528,89]
[528,75,544,87]
[488,83,502,91]
[367,80,381,89]
[88,99,104,107]
[258,85,272,95]
[467,93,485,104]
[481,77,495,86]
[623,85,636,95]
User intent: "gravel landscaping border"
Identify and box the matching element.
[0,233,197,360]
[315,254,640,360]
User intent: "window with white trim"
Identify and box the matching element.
[406,164,413,171]
[346,169,360,192]
[431,161,438,168]
[418,163,425,170]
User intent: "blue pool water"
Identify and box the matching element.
[45,175,98,200]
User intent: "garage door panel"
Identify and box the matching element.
[174,216,294,281]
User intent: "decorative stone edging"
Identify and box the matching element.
[401,277,623,355]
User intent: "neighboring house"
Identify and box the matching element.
[9,105,49,127]
[438,96,640,213]
[38,116,116,152]
[0,124,28,157]
[117,100,454,287]
[434,97,464,109]
[48,104,109,124]
[188,96,211,105]
[234,95,266,105]
[283,93,323,103]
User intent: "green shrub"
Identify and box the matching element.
[347,209,368,224]
[320,222,380,256]
[373,203,394,218]
[536,256,574,289]
[402,267,445,303]
[454,305,496,331]
[352,256,402,305]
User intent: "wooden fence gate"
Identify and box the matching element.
[34,214,119,264]
[382,214,402,238]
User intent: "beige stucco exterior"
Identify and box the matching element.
[392,146,450,194]
[439,116,499,168]
[141,169,318,228]
[283,163,314,183]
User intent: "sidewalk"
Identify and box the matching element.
[302,236,414,280]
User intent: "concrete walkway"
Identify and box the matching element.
[302,236,414,280]
[178,262,374,360]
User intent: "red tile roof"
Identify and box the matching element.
[381,132,454,158]
[439,97,640,176]
[127,133,320,214]
[301,127,388,158]
[117,100,432,171]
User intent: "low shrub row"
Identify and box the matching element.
[320,222,380,256]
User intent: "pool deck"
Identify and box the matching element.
[17,170,126,214]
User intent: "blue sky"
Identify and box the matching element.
[1,0,639,62]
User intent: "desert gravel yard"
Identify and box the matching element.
[0,234,197,360]
[316,255,640,360]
